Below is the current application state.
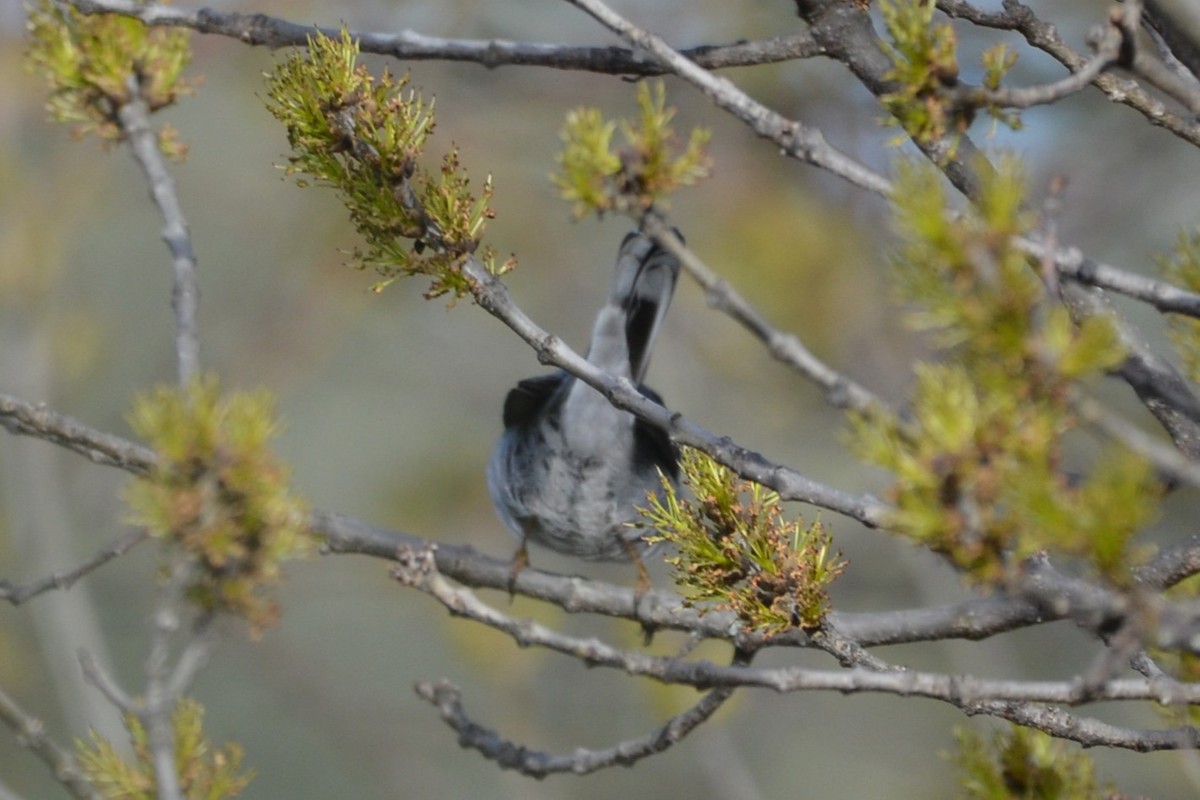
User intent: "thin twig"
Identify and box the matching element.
[0,529,150,605]
[1073,391,1200,487]
[562,0,894,197]
[938,0,1200,146]
[0,684,101,800]
[1016,238,1200,318]
[78,652,135,712]
[642,214,893,419]
[949,20,1123,111]
[415,672,737,776]
[115,77,200,386]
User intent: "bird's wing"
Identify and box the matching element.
[501,373,567,429]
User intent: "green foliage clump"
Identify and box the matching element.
[980,44,1023,132]
[125,375,311,635]
[264,29,513,297]
[849,159,1155,583]
[640,448,845,632]
[24,0,193,159]
[950,725,1129,799]
[880,0,1020,149]
[1157,229,1200,384]
[553,80,711,219]
[77,698,253,799]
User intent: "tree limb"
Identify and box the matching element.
[68,0,823,74]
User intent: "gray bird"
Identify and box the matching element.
[487,231,681,566]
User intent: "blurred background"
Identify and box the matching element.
[2,0,1199,797]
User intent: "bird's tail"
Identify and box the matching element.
[611,231,681,384]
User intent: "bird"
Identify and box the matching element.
[486,230,682,572]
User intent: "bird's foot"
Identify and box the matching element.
[507,541,529,600]
[622,540,657,645]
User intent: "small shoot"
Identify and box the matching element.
[263,29,513,298]
[77,698,253,799]
[24,0,193,159]
[880,0,1022,150]
[880,0,960,147]
[979,44,1022,132]
[125,375,312,636]
[553,80,711,219]
[640,448,845,633]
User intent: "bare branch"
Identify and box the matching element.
[0,394,1047,650]
[79,651,136,712]
[0,393,156,474]
[949,18,1124,111]
[115,78,199,385]
[1058,280,1200,459]
[415,675,736,776]
[140,559,195,800]
[642,214,893,419]
[0,684,101,800]
[561,0,894,197]
[938,0,1200,146]
[68,0,822,74]
[1017,238,1200,318]
[0,528,150,606]
[1073,391,1200,487]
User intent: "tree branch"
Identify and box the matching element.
[0,393,155,474]
[642,213,894,419]
[0,684,101,800]
[938,0,1200,146]
[0,528,150,606]
[415,672,737,776]
[68,0,823,74]
[115,78,199,386]
[459,255,892,526]
[562,0,895,197]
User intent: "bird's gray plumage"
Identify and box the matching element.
[487,231,681,561]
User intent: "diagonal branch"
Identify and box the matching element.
[0,684,101,800]
[642,213,893,419]
[0,528,150,606]
[562,0,894,196]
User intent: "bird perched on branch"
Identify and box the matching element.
[487,230,682,573]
